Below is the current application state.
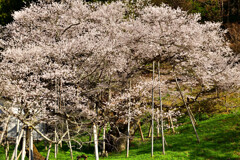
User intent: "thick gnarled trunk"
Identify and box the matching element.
[106,119,139,152]
[25,127,45,160]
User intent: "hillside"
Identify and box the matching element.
[1,109,240,159]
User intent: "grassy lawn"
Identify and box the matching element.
[1,111,240,160]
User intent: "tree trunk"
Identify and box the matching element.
[222,0,224,21]
[227,0,230,23]
[98,127,102,138]
[25,127,46,160]
[238,0,240,21]
[31,144,46,160]
[106,119,140,152]
[107,131,126,152]
[216,87,219,98]
[88,132,92,149]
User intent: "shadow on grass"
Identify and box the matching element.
[36,140,95,155]
[165,114,240,160]
[130,113,240,160]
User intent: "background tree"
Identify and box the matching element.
[0,0,36,25]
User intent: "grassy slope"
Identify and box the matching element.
[101,111,240,160]
[2,110,240,160]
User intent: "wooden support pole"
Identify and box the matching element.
[94,103,99,147]
[148,123,152,138]
[102,83,111,154]
[175,78,200,143]
[44,108,48,151]
[187,97,197,126]
[157,108,160,138]
[164,137,168,146]
[14,119,20,160]
[138,122,144,141]
[126,106,131,158]
[44,140,48,151]
[102,124,106,154]
[126,81,131,158]
[0,116,10,145]
[5,140,9,160]
[167,116,171,130]
[66,120,73,160]
[10,128,24,160]
[55,78,58,159]
[46,143,52,160]
[17,150,22,160]
[93,123,99,160]
[29,128,34,160]
[54,128,58,159]
[3,116,10,160]
[151,61,155,157]
[21,129,26,160]
[158,61,165,154]
[188,106,197,126]
[59,78,63,149]
[169,115,175,134]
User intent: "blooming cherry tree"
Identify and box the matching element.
[0,0,239,159]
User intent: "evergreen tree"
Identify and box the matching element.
[0,0,34,25]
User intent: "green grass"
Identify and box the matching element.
[2,111,240,160]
